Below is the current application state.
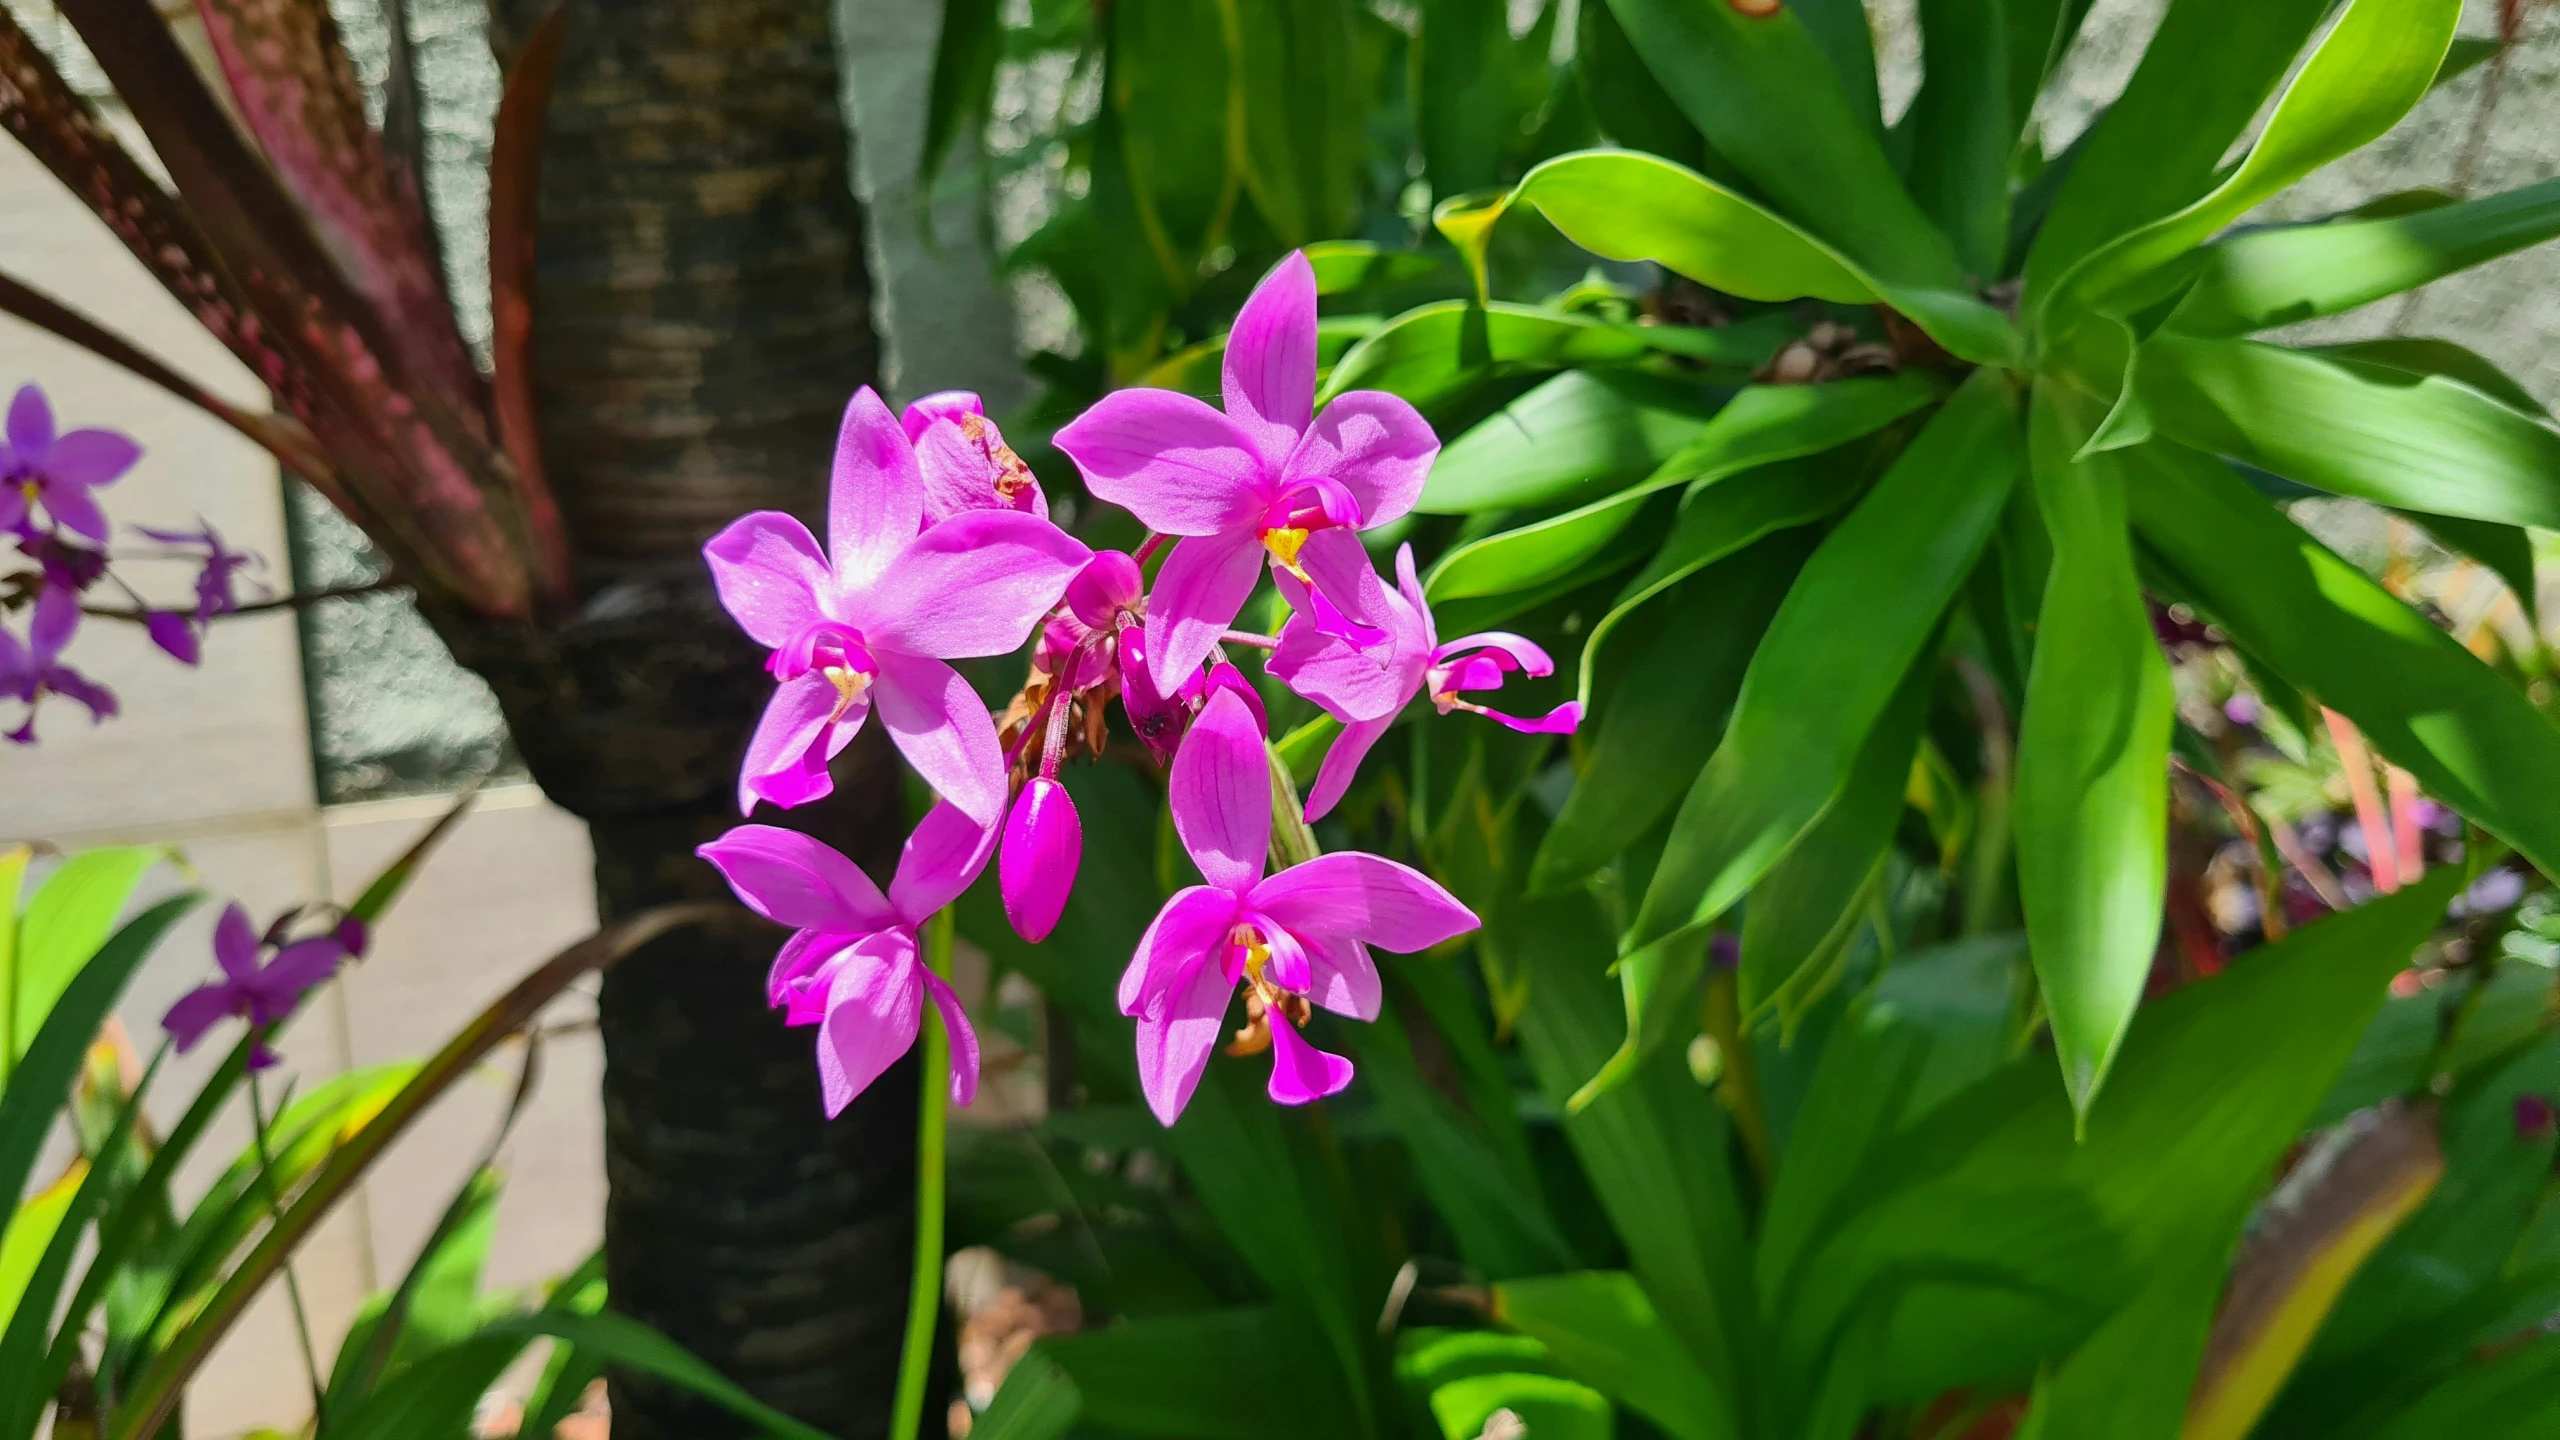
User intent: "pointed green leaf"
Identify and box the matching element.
[1428,1374,1613,1440]
[1906,0,2015,281]
[1415,0,1515,198]
[1319,300,1742,412]
[2170,176,2560,335]
[1421,369,1729,515]
[12,847,165,1063]
[970,1350,1082,1440]
[1494,1271,1737,1440]
[2013,388,2174,1117]
[2062,0,2462,318]
[2124,440,2560,893]
[2011,1251,2225,1440]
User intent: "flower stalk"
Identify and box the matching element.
[889,906,957,1440]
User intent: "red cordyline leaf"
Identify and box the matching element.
[0,0,570,617]
[486,8,568,580]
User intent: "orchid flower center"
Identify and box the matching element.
[1257,481,1363,583]
[769,620,880,725]
[1232,922,1276,989]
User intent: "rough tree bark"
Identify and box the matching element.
[442,2,927,1435]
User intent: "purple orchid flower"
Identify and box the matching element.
[705,387,1090,823]
[162,902,359,1069]
[1272,545,1582,821]
[698,802,995,1115]
[1118,688,1478,1124]
[1,584,115,743]
[1119,630,1267,768]
[1001,777,1082,943]
[902,390,1048,525]
[1053,251,1439,697]
[0,385,140,544]
[136,520,262,619]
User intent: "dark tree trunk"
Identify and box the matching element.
[449,2,924,1435]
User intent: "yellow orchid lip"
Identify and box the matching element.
[1259,526,1312,582]
[1231,922,1274,986]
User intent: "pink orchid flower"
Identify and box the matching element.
[1272,544,1582,821]
[1053,251,1439,697]
[699,802,994,1116]
[1118,629,1266,769]
[0,384,140,544]
[163,902,361,1069]
[1119,688,1478,1125]
[705,387,1089,823]
[902,390,1047,524]
[1,583,115,743]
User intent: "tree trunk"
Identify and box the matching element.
[446,2,924,1435]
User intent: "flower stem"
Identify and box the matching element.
[1218,629,1279,649]
[1265,743,1322,870]
[889,907,956,1440]
[1132,531,1168,565]
[245,1065,329,1426]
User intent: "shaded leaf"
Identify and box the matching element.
[1495,1270,1738,1440]
[1422,369,1730,515]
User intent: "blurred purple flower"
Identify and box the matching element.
[698,802,994,1115]
[0,584,115,742]
[0,385,139,544]
[1272,545,1581,820]
[2516,1093,2555,1140]
[2222,693,2261,728]
[1118,690,1477,1124]
[703,387,1089,822]
[162,902,359,1069]
[1055,251,1437,695]
[135,520,261,621]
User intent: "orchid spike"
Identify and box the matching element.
[1119,688,1478,1124]
[698,801,994,1114]
[1053,251,1438,696]
[705,387,1090,822]
[902,390,1047,524]
[162,902,361,1069]
[1272,544,1581,820]
[0,384,139,544]
[0,583,114,742]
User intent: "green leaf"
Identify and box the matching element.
[0,894,193,1237]
[2396,508,2538,624]
[2061,0,2463,318]
[920,0,1000,184]
[1737,653,1932,1022]
[2361,1333,2560,1440]
[1531,537,1804,895]
[970,1349,1082,1440]
[1596,0,1959,286]
[2011,1251,2226,1440]
[1905,0,2014,281]
[1429,377,1936,602]
[2311,335,2548,418]
[1303,240,1441,296]
[1230,0,1364,246]
[1786,0,1882,133]
[2003,0,2089,127]
[1421,369,1729,515]
[1141,314,1382,396]
[1415,0,1513,198]
[0,1164,82,1333]
[1494,1271,1738,1440]
[2012,388,2174,1118]
[1320,300,1727,413]
[1497,150,2020,365]
[2137,334,2560,529]
[347,786,478,926]
[1109,0,1239,281]
[327,1167,504,1411]
[1038,1307,1358,1438]
[477,1309,840,1440]
[1630,372,2019,952]
[2169,176,2560,335]
[2124,440,2560,884]
[1428,1373,1613,1440]
[1574,0,1712,174]
[2020,0,2328,304]
[11,847,164,1066]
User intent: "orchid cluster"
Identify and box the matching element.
[1,383,264,743]
[162,900,368,1070]
[698,253,1576,1126]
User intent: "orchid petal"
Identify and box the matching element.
[739,672,863,815]
[1222,251,1318,468]
[0,488,23,534]
[816,930,924,1117]
[1000,777,1081,943]
[1433,631,1554,676]
[44,429,140,488]
[1136,955,1234,1126]
[1473,700,1585,735]
[161,985,237,1053]
[1250,914,1311,993]
[1269,615,1418,724]
[829,387,927,587]
[872,649,1007,824]
[1118,626,1190,765]
[1394,544,1433,646]
[7,385,50,458]
[890,798,1000,921]
[1284,390,1437,529]
[41,484,109,545]
[1054,389,1270,536]
[768,928,842,1012]
[214,902,260,981]
[1120,884,1241,1015]
[1293,528,1391,638]
[1301,713,1394,824]
[1250,851,1480,952]
[1202,662,1269,736]
[1298,929,1381,1021]
[41,666,114,721]
[1066,550,1144,629]
[912,419,996,525]
[254,936,345,1006]
[697,824,896,934]
[1170,689,1271,894]
[704,512,830,649]
[29,583,77,663]
[1265,1016,1355,1106]
[1142,532,1265,696]
[855,511,1089,659]
[921,968,982,1107]
[900,390,983,441]
[146,613,200,666]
